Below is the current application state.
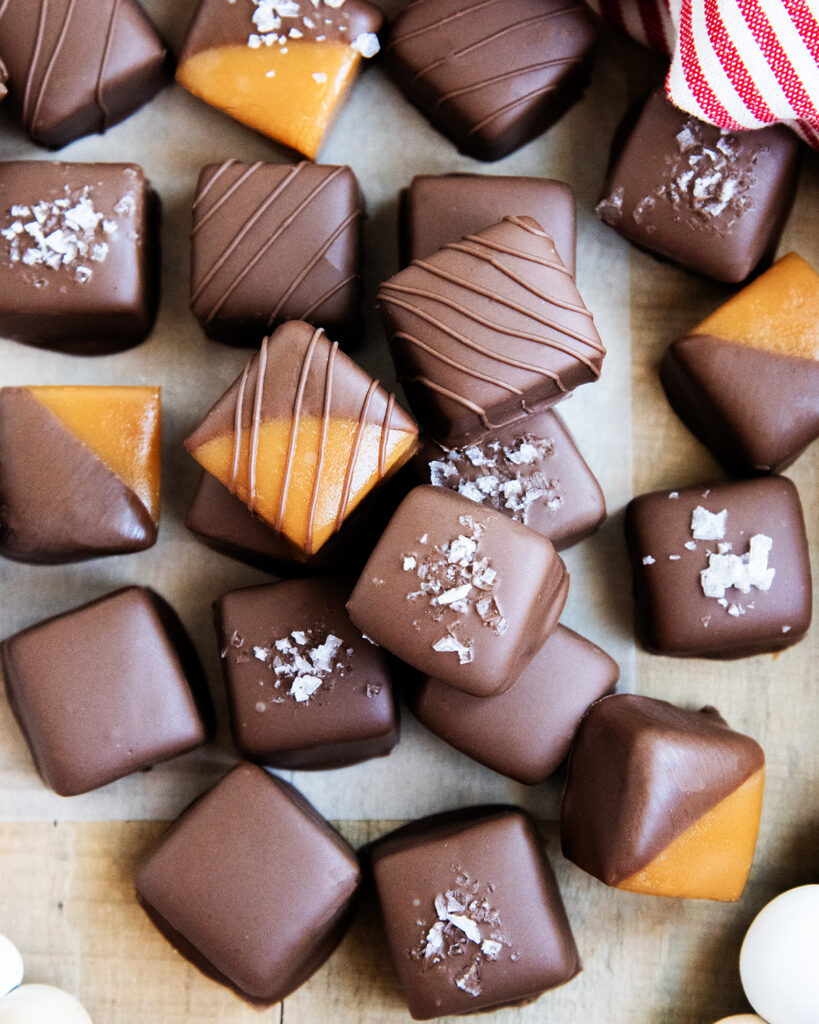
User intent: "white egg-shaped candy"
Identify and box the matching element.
[0,936,23,999]
[740,884,819,1024]
[0,984,92,1023]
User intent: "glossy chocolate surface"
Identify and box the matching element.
[135,763,362,1004]
[411,625,619,784]
[190,161,364,345]
[0,161,158,353]
[370,806,581,1019]
[0,387,156,563]
[384,0,598,161]
[0,0,168,148]
[597,89,800,283]
[625,477,812,657]
[347,486,569,697]
[560,695,765,885]
[380,216,605,447]
[401,173,576,274]
[215,577,398,769]
[411,409,606,550]
[0,587,212,796]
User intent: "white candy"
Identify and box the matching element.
[0,984,92,1023]
[0,936,23,999]
[740,884,819,1024]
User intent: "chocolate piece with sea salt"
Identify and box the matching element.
[215,577,398,770]
[596,89,799,283]
[370,806,581,1019]
[135,763,362,1004]
[625,477,812,658]
[347,486,570,698]
[0,161,158,354]
[0,0,169,149]
[411,409,605,550]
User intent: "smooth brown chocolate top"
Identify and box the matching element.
[560,694,765,885]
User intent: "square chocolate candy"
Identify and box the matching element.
[411,625,619,784]
[401,173,576,274]
[411,410,606,550]
[347,486,570,697]
[215,577,399,770]
[190,161,364,344]
[0,161,158,353]
[384,0,598,161]
[0,587,212,796]
[626,477,812,657]
[370,806,581,1018]
[596,89,800,283]
[135,763,362,1004]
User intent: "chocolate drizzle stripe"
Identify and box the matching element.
[434,57,580,109]
[468,74,577,135]
[451,236,571,275]
[385,0,505,50]
[267,208,363,325]
[394,330,527,395]
[192,160,237,211]
[305,339,338,553]
[30,0,77,135]
[336,378,380,529]
[190,162,302,304]
[247,336,269,513]
[402,372,490,421]
[275,327,324,532]
[95,0,121,132]
[229,359,251,494]
[192,161,262,236]
[378,392,396,478]
[300,274,360,322]
[202,166,347,326]
[23,0,50,131]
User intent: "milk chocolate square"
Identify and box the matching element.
[135,763,362,1004]
[347,486,570,697]
[0,0,169,149]
[370,806,581,1018]
[190,161,364,345]
[597,89,800,283]
[411,410,606,550]
[216,577,399,769]
[384,0,598,161]
[0,161,158,353]
[411,625,618,784]
[401,174,576,274]
[625,478,812,658]
[0,587,212,796]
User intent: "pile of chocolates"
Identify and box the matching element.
[0,0,816,1020]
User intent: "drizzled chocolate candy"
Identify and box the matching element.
[190,161,365,345]
[370,806,581,1019]
[384,0,598,161]
[0,0,169,149]
[379,216,605,447]
[347,486,570,697]
[184,321,418,557]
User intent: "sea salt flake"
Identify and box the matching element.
[432,634,473,664]
[253,645,268,662]
[691,506,727,541]
[289,674,323,702]
[351,31,380,57]
[685,541,697,550]
[455,960,482,997]
[642,555,656,565]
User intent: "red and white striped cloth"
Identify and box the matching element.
[585,0,819,148]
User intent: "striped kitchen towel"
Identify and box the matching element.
[585,0,819,147]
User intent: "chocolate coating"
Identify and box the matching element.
[190,161,364,345]
[384,0,598,162]
[0,387,156,563]
[0,161,158,353]
[135,763,362,1004]
[626,477,812,658]
[370,806,581,1019]
[380,216,605,447]
[215,577,399,769]
[596,89,800,283]
[0,57,7,102]
[401,173,576,275]
[0,0,169,149]
[411,409,606,550]
[0,587,212,797]
[661,335,819,475]
[560,694,765,886]
[411,625,619,784]
[347,486,570,698]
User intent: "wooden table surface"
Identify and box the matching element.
[0,3,817,1022]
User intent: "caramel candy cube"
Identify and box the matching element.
[177,0,383,159]
[185,321,418,557]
